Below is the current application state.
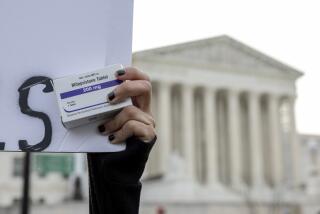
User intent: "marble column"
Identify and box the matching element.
[203,88,220,186]
[288,96,301,189]
[248,92,265,188]
[158,82,172,175]
[227,89,243,188]
[182,85,196,181]
[268,94,283,187]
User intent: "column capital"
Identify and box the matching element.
[265,91,295,98]
[181,84,196,94]
[269,92,285,99]
[209,86,219,91]
[158,81,173,88]
[227,88,241,96]
[202,87,218,94]
[248,90,262,98]
[287,94,297,102]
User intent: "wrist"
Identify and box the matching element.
[98,136,157,184]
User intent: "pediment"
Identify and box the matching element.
[133,35,303,79]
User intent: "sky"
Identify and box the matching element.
[132,0,320,135]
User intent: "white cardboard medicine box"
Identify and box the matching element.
[52,64,132,129]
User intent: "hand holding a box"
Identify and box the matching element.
[98,67,156,144]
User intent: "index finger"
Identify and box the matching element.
[115,67,150,81]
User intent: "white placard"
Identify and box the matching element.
[0,0,133,152]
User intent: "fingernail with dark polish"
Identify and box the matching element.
[108,134,115,142]
[116,69,126,76]
[98,125,105,133]
[108,91,115,101]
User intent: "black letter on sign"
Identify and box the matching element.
[18,76,53,152]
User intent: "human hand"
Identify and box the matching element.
[98,67,156,144]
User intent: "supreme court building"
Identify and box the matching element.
[133,36,314,214]
[2,36,320,214]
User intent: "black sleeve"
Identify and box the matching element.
[87,136,156,214]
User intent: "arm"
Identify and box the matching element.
[88,67,156,214]
[87,137,156,214]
